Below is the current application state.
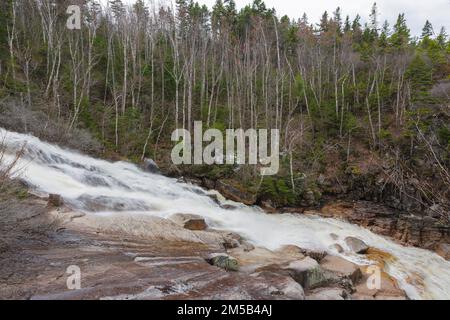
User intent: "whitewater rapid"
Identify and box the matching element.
[1,128,449,300]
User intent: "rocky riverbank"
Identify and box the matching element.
[178,176,449,260]
[0,185,406,300]
[316,201,450,259]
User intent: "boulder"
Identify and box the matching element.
[142,158,160,174]
[169,213,208,231]
[353,266,406,299]
[48,194,63,207]
[320,255,362,284]
[240,241,255,252]
[306,287,346,300]
[436,243,450,260]
[283,257,332,289]
[260,200,278,213]
[216,181,256,205]
[216,231,242,249]
[252,271,305,300]
[345,236,369,254]
[206,253,239,271]
[228,246,304,273]
[275,245,306,259]
[206,193,221,204]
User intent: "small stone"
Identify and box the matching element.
[329,233,339,240]
[221,204,237,210]
[48,194,63,207]
[169,213,207,231]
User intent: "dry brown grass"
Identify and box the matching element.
[0,133,26,191]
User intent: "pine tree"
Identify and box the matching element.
[344,15,351,33]
[436,27,448,48]
[352,14,362,42]
[224,0,237,22]
[390,13,410,48]
[319,11,329,33]
[379,20,390,48]
[300,13,308,25]
[421,20,434,39]
[352,14,361,32]
[212,0,225,28]
[332,7,342,34]
[406,53,433,103]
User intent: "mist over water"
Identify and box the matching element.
[1,128,449,299]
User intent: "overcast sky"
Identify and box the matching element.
[107,0,450,36]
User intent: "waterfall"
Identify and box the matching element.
[1,127,449,299]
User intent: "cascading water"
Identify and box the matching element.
[1,127,449,300]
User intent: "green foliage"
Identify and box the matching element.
[390,13,410,48]
[438,126,450,147]
[405,54,433,103]
[258,176,298,207]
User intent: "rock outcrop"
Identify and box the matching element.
[320,201,450,253]
[0,190,408,300]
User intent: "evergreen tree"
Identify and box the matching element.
[212,0,225,29]
[319,11,329,33]
[300,13,308,25]
[421,20,434,39]
[343,15,351,33]
[436,27,448,48]
[352,14,361,31]
[352,14,362,43]
[379,20,390,48]
[390,13,410,48]
[332,7,342,34]
[406,54,433,103]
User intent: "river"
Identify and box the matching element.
[1,127,449,299]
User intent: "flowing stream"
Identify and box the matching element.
[1,127,449,300]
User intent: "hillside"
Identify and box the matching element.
[0,1,449,254]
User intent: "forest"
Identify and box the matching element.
[0,0,449,220]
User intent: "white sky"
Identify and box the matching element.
[106,0,450,36]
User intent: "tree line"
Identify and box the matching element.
[0,0,449,213]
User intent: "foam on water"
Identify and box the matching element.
[1,128,449,299]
